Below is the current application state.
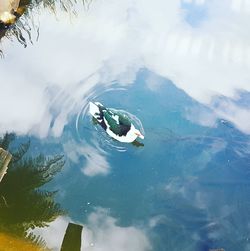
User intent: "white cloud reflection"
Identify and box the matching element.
[80,145,110,177]
[31,208,151,251]
[0,0,250,135]
[82,208,151,251]
[31,216,70,250]
[63,139,110,176]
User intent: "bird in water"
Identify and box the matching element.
[89,102,144,146]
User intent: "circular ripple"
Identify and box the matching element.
[75,89,145,152]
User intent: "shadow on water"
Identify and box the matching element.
[0,133,66,249]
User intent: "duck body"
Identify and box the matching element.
[89,102,144,143]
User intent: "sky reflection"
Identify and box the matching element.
[1,0,250,250]
[1,0,250,135]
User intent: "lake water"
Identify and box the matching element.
[1,1,250,251]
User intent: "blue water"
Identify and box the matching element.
[1,1,250,249]
[15,69,250,251]
[181,1,208,27]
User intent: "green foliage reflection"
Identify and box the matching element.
[0,133,65,247]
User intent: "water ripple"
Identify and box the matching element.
[75,87,144,152]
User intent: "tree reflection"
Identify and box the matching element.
[0,133,65,248]
[0,0,91,53]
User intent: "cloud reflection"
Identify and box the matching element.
[1,0,250,136]
[32,208,151,251]
[63,139,110,177]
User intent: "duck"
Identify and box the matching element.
[89,102,144,143]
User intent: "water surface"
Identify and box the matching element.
[1,1,250,251]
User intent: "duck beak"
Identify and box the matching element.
[135,132,144,139]
[139,134,144,139]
